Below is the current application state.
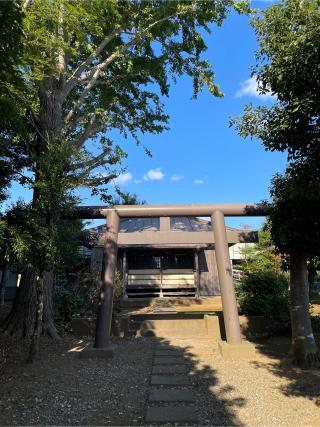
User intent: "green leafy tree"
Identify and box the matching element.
[3,0,244,342]
[236,225,288,320]
[113,190,146,205]
[2,141,84,358]
[268,166,320,367]
[0,0,26,203]
[239,226,282,274]
[231,0,320,367]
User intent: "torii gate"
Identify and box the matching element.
[74,203,268,357]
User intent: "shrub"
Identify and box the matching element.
[54,267,101,327]
[113,269,124,313]
[54,268,124,327]
[236,270,289,318]
[54,286,84,326]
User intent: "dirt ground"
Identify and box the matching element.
[1,330,320,426]
[1,303,320,426]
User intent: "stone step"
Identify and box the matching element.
[152,365,187,374]
[126,313,222,339]
[155,345,185,352]
[151,374,190,386]
[139,318,210,338]
[154,350,183,357]
[140,328,209,338]
[153,357,188,365]
[149,388,194,403]
[145,405,197,423]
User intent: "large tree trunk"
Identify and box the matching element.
[42,271,59,339]
[0,262,9,305]
[307,259,317,296]
[2,269,36,338]
[290,251,320,368]
[27,274,44,362]
[1,270,59,340]
[2,79,64,340]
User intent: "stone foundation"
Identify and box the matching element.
[71,314,288,339]
[218,340,256,359]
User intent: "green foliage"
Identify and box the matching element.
[3,192,82,275]
[2,0,243,205]
[0,0,27,203]
[54,267,124,326]
[54,264,101,325]
[54,285,84,325]
[268,167,320,258]
[231,0,320,162]
[113,189,146,205]
[239,226,282,274]
[1,1,245,280]
[231,0,320,258]
[237,271,289,317]
[0,1,23,76]
[113,269,124,312]
[230,0,320,363]
[236,226,288,318]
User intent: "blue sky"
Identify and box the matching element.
[9,1,286,230]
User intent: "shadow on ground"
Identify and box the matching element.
[151,337,246,425]
[244,314,320,409]
[0,328,245,426]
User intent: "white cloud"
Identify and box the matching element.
[113,172,133,185]
[143,168,165,181]
[194,179,205,184]
[170,174,184,182]
[235,76,275,99]
[133,179,142,184]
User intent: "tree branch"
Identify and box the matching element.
[63,27,122,99]
[64,12,181,124]
[57,3,66,89]
[71,148,112,171]
[23,0,33,10]
[69,117,105,149]
[76,174,118,187]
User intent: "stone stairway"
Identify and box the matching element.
[127,312,221,340]
[145,345,198,424]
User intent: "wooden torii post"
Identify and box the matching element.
[72,203,268,357]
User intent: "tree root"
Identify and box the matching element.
[1,270,60,342]
[293,349,320,369]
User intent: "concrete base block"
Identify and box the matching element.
[204,314,221,340]
[79,344,116,359]
[218,340,255,360]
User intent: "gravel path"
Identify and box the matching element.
[0,336,154,426]
[1,333,320,426]
[168,336,320,426]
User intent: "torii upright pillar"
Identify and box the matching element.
[94,209,120,349]
[212,210,242,344]
[212,210,255,358]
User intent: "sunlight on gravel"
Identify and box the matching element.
[1,334,320,426]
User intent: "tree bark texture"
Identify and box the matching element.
[27,274,44,362]
[2,270,59,340]
[0,263,9,305]
[4,82,64,340]
[290,251,320,368]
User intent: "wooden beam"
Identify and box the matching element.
[66,203,269,219]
